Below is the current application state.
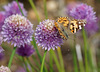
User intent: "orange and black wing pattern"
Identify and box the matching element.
[55,17,70,39]
[70,19,86,33]
[55,17,86,40]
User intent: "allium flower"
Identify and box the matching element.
[0,65,11,72]
[16,44,35,57]
[67,3,98,35]
[3,1,27,17]
[1,14,34,47]
[35,19,63,51]
[0,12,5,31]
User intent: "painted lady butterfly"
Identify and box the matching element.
[55,17,86,39]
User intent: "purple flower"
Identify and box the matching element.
[0,1,27,32]
[65,2,80,16]
[3,1,27,17]
[0,12,5,31]
[0,65,11,72]
[35,19,63,51]
[1,14,34,47]
[16,44,35,57]
[67,3,98,35]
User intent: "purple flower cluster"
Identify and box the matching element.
[0,1,27,32]
[66,3,98,35]
[16,44,35,57]
[1,14,34,47]
[3,1,27,17]
[0,1,27,50]
[35,19,63,51]
[65,2,80,16]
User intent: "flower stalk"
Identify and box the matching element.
[57,47,65,72]
[72,35,78,72]
[28,0,41,22]
[8,47,16,68]
[43,0,48,19]
[23,57,30,72]
[82,28,89,72]
[50,49,61,72]
[40,50,47,72]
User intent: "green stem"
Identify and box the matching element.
[26,58,35,72]
[82,28,89,72]
[79,60,85,72]
[32,37,42,63]
[40,50,47,72]
[50,49,61,72]
[32,37,47,72]
[76,44,84,72]
[27,58,39,72]
[8,47,16,68]
[16,0,24,16]
[43,0,48,19]
[23,57,30,72]
[72,48,78,72]
[88,48,94,72]
[57,47,65,72]
[72,35,78,72]
[28,0,41,22]
[49,50,53,72]
[32,55,40,68]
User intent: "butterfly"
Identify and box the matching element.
[55,17,86,39]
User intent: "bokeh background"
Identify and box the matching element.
[0,0,100,72]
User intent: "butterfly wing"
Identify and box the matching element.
[55,17,86,40]
[69,19,86,33]
[55,17,70,39]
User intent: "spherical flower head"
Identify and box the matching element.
[0,65,11,72]
[68,3,98,35]
[35,19,63,51]
[16,44,35,57]
[3,1,27,17]
[1,14,34,47]
[0,12,5,31]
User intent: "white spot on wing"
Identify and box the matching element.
[83,24,85,26]
[79,25,82,29]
